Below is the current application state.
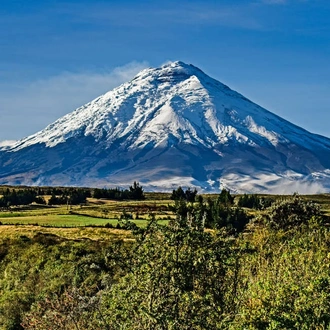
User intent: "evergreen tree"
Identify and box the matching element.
[218,188,234,206]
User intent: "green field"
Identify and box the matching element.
[0,214,114,226]
[1,193,330,229]
[0,213,170,227]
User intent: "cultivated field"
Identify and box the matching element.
[0,192,329,239]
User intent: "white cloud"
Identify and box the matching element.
[267,180,325,195]
[0,61,149,141]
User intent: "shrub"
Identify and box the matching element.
[265,195,322,230]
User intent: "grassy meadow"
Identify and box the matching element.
[1,192,329,234]
[0,193,174,236]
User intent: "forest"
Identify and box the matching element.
[0,184,329,329]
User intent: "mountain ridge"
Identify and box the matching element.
[1,61,330,193]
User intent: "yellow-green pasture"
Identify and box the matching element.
[0,225,133,241]
[0,194,330,241]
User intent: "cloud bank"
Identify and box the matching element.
[0,61,149,141]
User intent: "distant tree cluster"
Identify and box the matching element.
[237,194,274,209]
[93,181,145,200]
[36,187,92,197]
[217,188,235,206]
[169,188,250,233]
[0,183,145,207]
[170,187,198,202]
[0,189,45,207]
[48,188,90,206]
[203,189,250,233]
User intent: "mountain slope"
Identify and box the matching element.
[1,61,330,193]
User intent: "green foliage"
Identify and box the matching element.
[204,198,251,233]
[37,187,92,198]
[237,194,274,209]
[129,181,145,200]
[0,190,329,329]
[93,181,145,200]
[100,216,240,329]
[170,187,198,202]
[0,235,119,329]
[217,188,234,206]
[169,192,250,233]
[265,194,322,229]
[233,221,330,329]
[48,188,89,205]
[48,193,66,205]
[0,189,46,207]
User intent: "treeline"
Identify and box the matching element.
[171,188,250,233]
[36,187,91,197]
[48,188,91,205]
[237,193,274,209]
[93,181,144,200]
[39,182,145,201]
[170,187,275,232]
[170,187,198,202]
[0,189,45,207]
[49,182,144,205]
[171,186,275,210]
[0,182,145,207]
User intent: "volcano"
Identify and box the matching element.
[1,61,330,193]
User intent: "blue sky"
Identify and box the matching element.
[1,0,329,141]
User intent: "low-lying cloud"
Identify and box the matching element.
[0,61,149,141]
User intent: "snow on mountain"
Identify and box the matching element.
[0,140,17,150]
[1,61,330,193]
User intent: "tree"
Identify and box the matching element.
[92,183,145,200]
[218,189,234,206]
[170,186,186,200]
[170,187,197,202]
[100,210,240,329]
[237,194,274,210]
[265,194,322,230]
[204,198,250,233]
[129,181,145,200]
[0,188,39,206]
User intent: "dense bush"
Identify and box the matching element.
[264,194,322,230]
[99,218,239,329]
[204,197,251,233]
[0,235,132,330]
[234,221,330,329]
[169,189,249,233]
[217,188,235,206]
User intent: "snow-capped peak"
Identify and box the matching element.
[2,61,330,193]
[9,61,330,154]
[0,140,17,150]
